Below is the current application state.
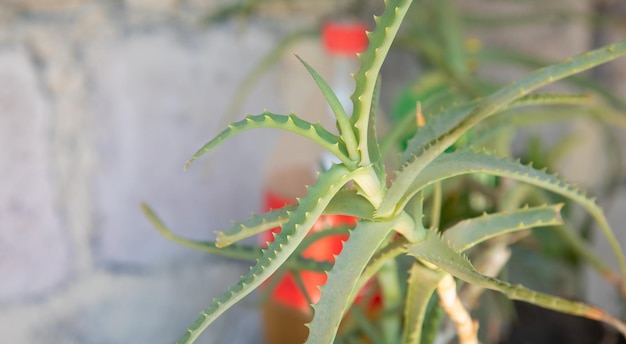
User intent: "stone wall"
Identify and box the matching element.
[0,1,283,342]
[1,1,625,343]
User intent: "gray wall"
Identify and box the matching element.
[0,1,281,343]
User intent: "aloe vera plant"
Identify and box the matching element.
[145,0,626,342]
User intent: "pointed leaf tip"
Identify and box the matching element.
[184,159,193,171]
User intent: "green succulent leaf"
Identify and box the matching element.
[383,39,626,218]
[367,77,387,184]
[408,230,626,336]
[142,202,262,262]
[295,54,359,161]
[215,205,295,248]
[323,190,376,220]
[443,203,565,252]
[141,203,332,272]
[177,164,360,344]
[402,262,445,344]
[305,212,414,344]
[185,112,350,169]
[217,190,374,247]
[394,149,626,283]
[351,0,414,166]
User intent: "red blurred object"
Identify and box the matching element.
[261,190,380,314]
[322,21,368,56]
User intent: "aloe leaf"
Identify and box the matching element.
[399,93,592,164]
[408,230,626,337]
[177,164,359,344]
[350,306,386,343]
[391,101,475,190]
[463,40,626,130]
[395,149,626,282]
[377,258,402,343]
[292,270,315,311]
[402,262,445,344]
[141,203,332,272]
[443,204,564,252]
[382,72,462,154]
[296,226,351,255]
[218,190,374,247]
[354,236,409,301]
[430,182,442,229]
[185,112,350,169]
[368,77,386,182]
[384,205,564,343]
[216,205,295,247]
[305,212,415,344]
[323,190,375,220]
[295,55,359,161]
[507,92,593,108]
[351,0,413,166]
[502,104,626,132]
[142,203,262,262]
[351,193,428,297]
[420,294,445,344]
[382,40,626,217]
[499,184,622,291]
[474,46,626,111]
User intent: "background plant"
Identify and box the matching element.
[145,0,626,343]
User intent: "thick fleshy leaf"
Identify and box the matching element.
[185,112,349,169]
[305,212,414,344]
[408,230,626,337]
[402,262,445,344]
[443,204,564,252]
[177,164,361,344]
[351,0,414,167]
[295,55,358,161]
[393,149,626,282]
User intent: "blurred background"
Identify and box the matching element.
[1,0,625,343]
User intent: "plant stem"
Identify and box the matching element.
[437,274,479,344]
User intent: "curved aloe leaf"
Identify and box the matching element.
[351,0,413,167]
[216,205,296,247]
[217,190,375,247]
[408,230,626,337]
[352,192,427,296]
[141,203,331,272]
[443,204,564,252]
[142,203,262,262]
[403,262,445,344]
[177,164,360,344]
[323,190,375,220]
[185,112,350,169]
[381,40,626,218]
[507,92,593,108]
[463,40,626,129]
[396,93,590,164]
[474,46,626,111]
[396,149,626,282]
[295,55,359,161]
[305,212,415,344]
[368,77,386,183]
[395,204,563,342]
